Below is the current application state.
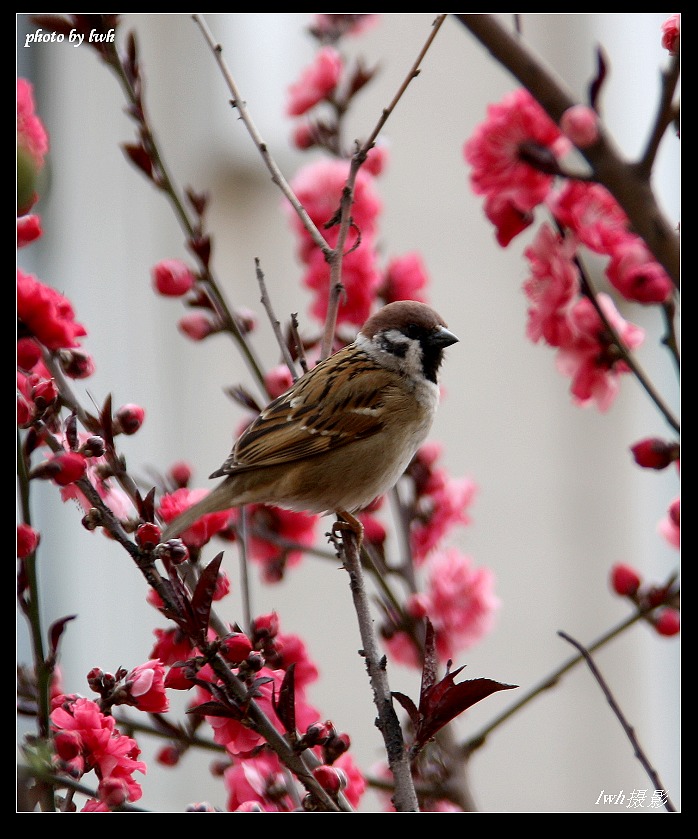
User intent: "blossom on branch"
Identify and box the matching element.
[50,695,147,807]
[286,46,343,116]
[555,293,644,411]
[17,270,87,351]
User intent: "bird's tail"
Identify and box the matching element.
[160,481,234,542]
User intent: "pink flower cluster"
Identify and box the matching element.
[379,443,498,666]
[151,606,366,811]
[464,87,675,412]
[50,695,147,808]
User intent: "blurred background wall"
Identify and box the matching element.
[17,13,679,812]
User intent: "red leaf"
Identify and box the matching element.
[190,553,224,640]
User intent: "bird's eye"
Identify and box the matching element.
[405,323,420,339]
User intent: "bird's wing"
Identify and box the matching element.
[210,346,402,477]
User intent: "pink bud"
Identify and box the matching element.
[152,259,196,297]
[560,105,599,148]
[654,608,680,637]
[156,744,180,766]
[264,364,294,399]
[220,632,253,663]
[169,461,193,488]
[178,312,216,341]
[50,452,87,486]
[114,403,145,435]
[661,14,680,56]
[136,522,162,550]
[610,563,641,596]
[17,523,40,558]
[312,764,345,794]
[631,437,679,470]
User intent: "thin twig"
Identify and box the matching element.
[290,313,309,375]
[558,631,676,812]
[256,258,298,380]
[462,584,678,756]
[192,14,330,257]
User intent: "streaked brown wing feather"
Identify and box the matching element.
[212,347,399,476]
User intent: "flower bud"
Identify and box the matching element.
[152,259,196,297]
[560,105,599,148]
[251,612,279,641]
[654,608,680,637]
[630,437,679,470]
[155,538,190,565]
[17,523,40,558]
[178,312,217,341]
[114,403,145,435]
[169,461,192,488]
[58,349,95,379]
[79,436,106,458]
[136,522,162,551]
[156,744,180,766]
[610,563,641,597]
[312,764,346,794]
[220,632,253,664]
[42,451,87,486]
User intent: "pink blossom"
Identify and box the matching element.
[410,474,477,563]
[334,752,366,808]
[203,666,320,756]
[523,223,580,347]
[50,696,146,805]
[224,751,293,812]
[17,270,87,350]
[661,14,680,55]
[17,337,43,371]
[124,659,169,713]
[17,523,40,558]
[55,432,135,520]
[17,78,49,169]
[559,104,599,148]
[286,46,343,116]
[547,181,629,254]
[364,142,389,176]
[263,630,319,691]
[606,235,674,304]
[150,627,195,667]
[380,252,429,304]
[288,158,382,262]
[483,194,534,246]
[158,487,232,548]
[302,243,382,327]
[555,293,644,411]
[387,550,499,666]
[17,214,42,247]
[658,497,680,549]
[464,88,570,220]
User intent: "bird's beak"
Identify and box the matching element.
[430,326,459,348]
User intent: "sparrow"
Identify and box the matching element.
[160,300,458,546]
